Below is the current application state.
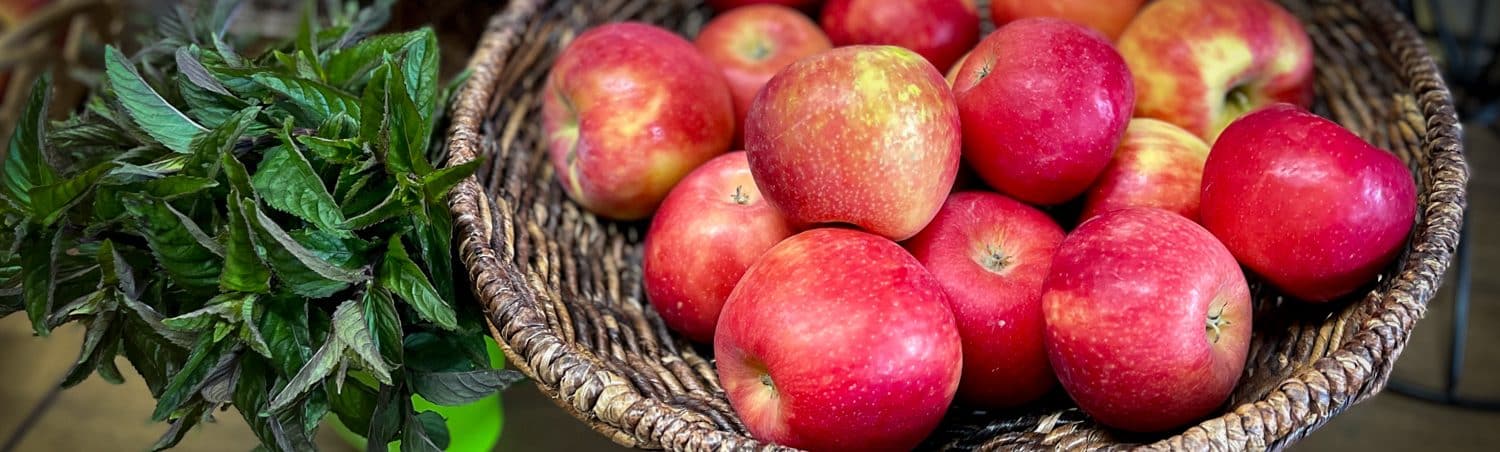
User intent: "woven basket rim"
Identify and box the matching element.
[442,0,1470,449]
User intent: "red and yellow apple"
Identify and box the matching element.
[695,4,832,143]
[745,45,960,241]
[1201,104,1417,302]
[542,22,735,220]
[1043,207,1252,432]
[905,191,1063,408]
[951,18,1134,205]
[716,228,962,451]
[643,152,793,343]
[819,0,980,71]
[1080,118,1211,222]
[1117,0,1314,141]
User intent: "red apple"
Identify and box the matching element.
[542,22,735,220]
[1117,0,1314,140]
[643,152,794,343]
[951,18,1134,205]
[716,228,962,451]
[708,0,822,12]
[819,0,980,71]
[695,4,832,143]
[746,45,960,241]
[1201,104,1417,301]
[905,191,1063,408]
[990,0,1145,40]
[1080,118,1211,222]
[1043,207,1252,432]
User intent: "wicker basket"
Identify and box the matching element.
[443,0,1469,449]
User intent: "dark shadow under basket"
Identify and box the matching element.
[443,0,1469,449]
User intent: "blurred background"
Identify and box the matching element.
[0,0,1496,450]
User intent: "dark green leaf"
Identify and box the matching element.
[179,77,242,130]
[411,369,524,406]
[151,333,225,421]
[268,330,344,412]
[124,196,223,289]
[150,404,206,451]
[401,332,472,373]
[252,131,349,236]
[298,135,363,164]
[318,112,358,139]
[386,64,432,176]
[239,297,272,358]
[176,46,232,96]
[327,30,420,87]
[296,1,324,81]
[364,287,402,365]
[2,74,56,207]
[61,310,121,387]
[344,186,407,230]
[401,410,448,452]
[162,295,235,332]
[420,158,478,202]
[20,226,62,335]
[414,196,453,303]
[221,149,254,195]
[243,198,365,286]
[186,106,259,179]
[253,74,360,124]
[378,237,455,330]
[221,192,270,292]
[118,284,198,348]
[365,383,405,451]
[121,310,188,396]
[270,410,318,452]
[234,356,276,445]
[400,29,440,124]
[47,120,132,151]
[259,294,312,375]
[359,61,408,173]
[140,176,218,200]
[29,162,115,226]
[333,299,392,384]
[105,46,206,153]
[329,380,377,436]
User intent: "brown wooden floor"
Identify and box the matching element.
[2,120,1496,452]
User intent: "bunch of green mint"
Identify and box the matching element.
[0,1,519,450]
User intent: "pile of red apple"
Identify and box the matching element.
[542,0,1419,449]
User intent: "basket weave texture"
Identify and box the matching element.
[443,0,1470,450]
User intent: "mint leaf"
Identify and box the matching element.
[413,197,453,303]
[123,196,223,290]
[328,380,377,436]
[400,29,439,123]
[326,30,421,87]
[2,74,56,208]
[420,158,478,202]
[20,227,63,335]
[386,63,432,175]
[268,330,343,412]
[186,106,259,178]
[364,287,402,365]
[332,299,392,384]
[176,46,232,96]
[344,187,406,230]
[221,193,270,293]
[253,74,361,124]
[402,410,449,452]
[378,237,455,330]
[410,369,524,406]
[29,162,115,226]
[140,175,218,200]
[151,333,228,421]
[252,128,349,236]
[105,46,206,153]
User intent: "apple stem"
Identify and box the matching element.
[979,244,1013,274]
[1205,304,1229,344]
[759,373,777,396]
[731,185,750,205]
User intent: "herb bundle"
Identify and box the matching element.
[0,1,518,450]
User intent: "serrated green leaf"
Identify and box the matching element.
[344,187,407,230]
[105,46,206,153]
[364,287,402,365]
[410,369,524,406]
[420,158,478,202]
[414,196,453,303]
[29,162,115,226]
[120,309,187,397]
[268,330,344,412]
[186,106,259,178]
[151,333,225,421]
[333,299,392,384]
[252,131,349,236]
[365,383,405,451]
[221,192,270,292]
[243,198,364,283]
[149,404,205,452]
[61,308,120,387]
[259,294,312,375]
[162,294,236,332]
[253,74,360,125]
[318,112,358,139]
[329,380,377,437]
[360,61,407,173]
[140,175,218,200]
[176,46,232,96]
[296,1,325,81]
[400,29,440,124]
[47,119,132,151]
[379,237,455,330]
[124,197,223,289]
[326,30,421,87]
[2,74,56,207]
[234,356,276,445]
[20,226,62,335]
[239,296,272,358]
[386,63,432,176]
[118,284,198,349]
[221,149,253,195]
[402,410,448,452]
[298,135,363,164]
